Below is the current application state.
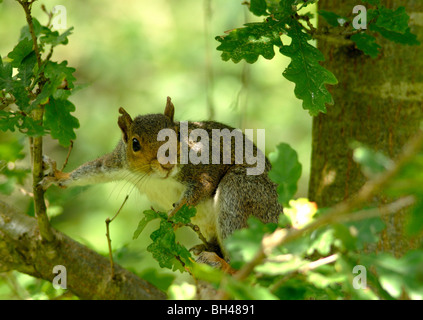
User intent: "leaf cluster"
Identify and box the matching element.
[1,3,80,196]
[216,0,418,115]
[0,14,79,146]
[216,0,338,115]
[133,205,197,272]
[319,1,420,58]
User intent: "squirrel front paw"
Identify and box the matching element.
[39,155,70,190]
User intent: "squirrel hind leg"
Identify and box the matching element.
[215,166,282,255]
[195,251,236,275]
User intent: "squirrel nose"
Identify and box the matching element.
[160,162,174,171]
[157,153,176,171]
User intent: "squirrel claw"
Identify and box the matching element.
[189,244,206,256]
[39,155,70,190]
[195,251,236,274]
[42,155,57,177]
[39,176,56,190]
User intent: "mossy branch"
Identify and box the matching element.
[0,201,166,300]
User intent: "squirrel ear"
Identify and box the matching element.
[118,107,133,143]
[164,96,175,122]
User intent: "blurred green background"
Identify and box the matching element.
[0,0,311,298]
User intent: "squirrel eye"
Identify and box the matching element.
[132,138,141,152]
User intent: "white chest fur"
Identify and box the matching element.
[132,172,219,242]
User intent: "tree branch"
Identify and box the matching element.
[0,200,166,300]
[17,0,54,242]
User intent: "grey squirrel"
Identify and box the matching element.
[42,97,282,263]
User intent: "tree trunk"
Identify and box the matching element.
[309,0,423,256]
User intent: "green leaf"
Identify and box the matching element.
[215,20,283,64]
[40,27,74,47]
[19,116,45,137]
[44,97,79,147]
[138,268,175,292]
[350,33,381,58]
[369,24,420,46]
[0,168,30,195]
[280,20,338,115]
[147,218,192,272]
[339,216,385,250]
[264,0,287,14]
[318,10,347,27]
[30,61,76,110]
[44,60,76,90]
[307,227,335,256]
[7,38,33,67]
[362,0,380,5]
[250,0,267,16]
[169,205,197,224]
[133,209,165,240]
[30,82,54,110]
[0,57,13,91]
[167,282,196,300]
[268,143,302,206]
[376,6,410,34]
[0,111,20,132]
[256,256,307,276]
[11,81,30,112]
[361,251,423,300]
[0,140,25,162]
[135,208,193,272]
[0,180,15,195]
[19,18,46,41]
[225,278,278,300]
[353,145,393,177]
[406,198,423,236]
[272,278,308,299]
[147,220,181,270]
[307,269,346,289]
[191,262,224,285]
[17,51,36,87]
[368,6,419,46]
[384,152,423,197]
[0,139,30,195]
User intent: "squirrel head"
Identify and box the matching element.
[118,96,178,178]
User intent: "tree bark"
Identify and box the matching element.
[0,200,166,300]
[309,0,423,256]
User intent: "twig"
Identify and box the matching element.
[18,187,34,198]
[105,195,129,279]
[18,0,42,69]
[60,140,73,171]
[269,254,339,293]
[300,254,339,273]
[203,0,215,120]
[186,223,209,246]
[41,4,54,28]
[296,13,317,34]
